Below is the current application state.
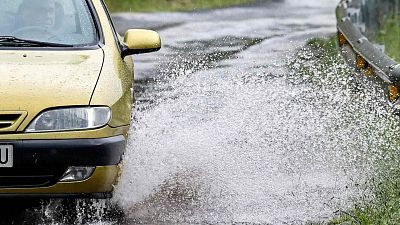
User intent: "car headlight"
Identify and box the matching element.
[26,107,111,132]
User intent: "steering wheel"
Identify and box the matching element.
[12,26,61,42]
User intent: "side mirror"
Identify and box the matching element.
[121,29,161,57]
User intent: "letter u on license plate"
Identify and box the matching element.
[0,145,13,168]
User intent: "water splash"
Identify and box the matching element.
[113,37,400,224]
[9,199,122,225]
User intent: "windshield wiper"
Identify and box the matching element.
[0,36,73,47]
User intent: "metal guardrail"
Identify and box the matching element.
[336,0,400,101]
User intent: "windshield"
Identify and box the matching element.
[0,0,98,47]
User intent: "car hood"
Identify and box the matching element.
[0,48,104,131]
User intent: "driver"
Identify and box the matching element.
[16,0,56,29]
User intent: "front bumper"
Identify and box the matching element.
[7,135,125,167]
[0,135,126,198]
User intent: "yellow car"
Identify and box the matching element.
[0,0,160,198]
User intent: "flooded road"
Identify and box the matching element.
[3,0,397,224]
[114,0,365,224]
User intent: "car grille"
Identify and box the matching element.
[0,112,27,132]
[0,167,67,188]
[0,114,21,129]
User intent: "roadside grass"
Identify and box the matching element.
[289,36,400,225]
[104,0,255,12]
[377,15,400,61]
[287,35,351,87]
[328,148,400,225]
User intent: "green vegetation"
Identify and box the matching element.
[307,36,337,53]
[377,15,400,61]
[104,0,255,12]
[287,35,350,86]
[328,151,400,225]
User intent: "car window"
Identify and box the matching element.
[100,0,122,50]
[0,0,98,47]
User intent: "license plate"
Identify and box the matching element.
[0,145,13,168]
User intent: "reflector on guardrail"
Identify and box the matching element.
[336,0,400,104]
[389,84,400,102]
